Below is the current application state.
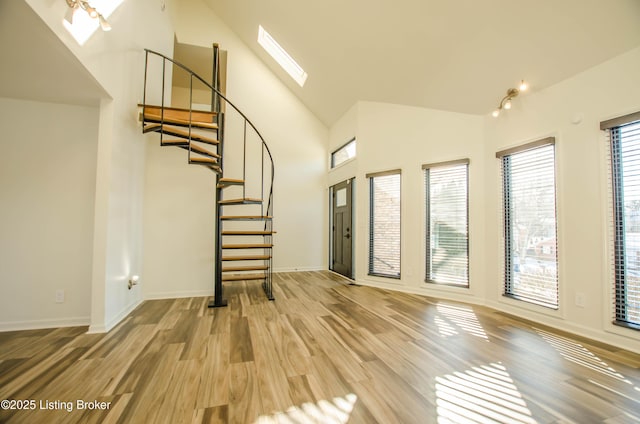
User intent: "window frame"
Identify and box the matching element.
[423,159,470,287]
[602,111,640,331]
[497,137,559,309]
[367,169,402,279]
[331,138,356,169]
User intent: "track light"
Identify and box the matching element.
[84,4,98,18]
[64,0,111,32]
[491,81,528,118]
[98,14,111,31]
[64,6,75,24]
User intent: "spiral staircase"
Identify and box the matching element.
[139,46,274,306]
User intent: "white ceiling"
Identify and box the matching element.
[0,0,108,106]
[203,0,640,126]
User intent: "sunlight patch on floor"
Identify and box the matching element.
[535,328,631,384]
[254,393,358,424]
[435,303,489,340]
[435,362,537,423]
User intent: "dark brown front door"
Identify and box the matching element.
[331,179,353,278]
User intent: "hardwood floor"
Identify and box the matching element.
[1,271,639,423]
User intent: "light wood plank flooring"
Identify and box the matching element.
[1,271,639,423]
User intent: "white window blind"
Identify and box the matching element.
[424,160,469,286]
[368,170,401,278]
[604,113,640,329]
[499,140,558,308]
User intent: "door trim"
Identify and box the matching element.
[329,178,355,279]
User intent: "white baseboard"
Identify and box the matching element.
[484,299,640,353]
[144,289,212,300]
[0,316,90,332]
[354,278,639,352]
[87,324,107,334]
[87,298,144,334]
[273,266,325,273]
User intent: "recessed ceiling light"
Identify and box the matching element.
[258,25,308,87]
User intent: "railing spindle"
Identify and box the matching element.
[142,50,149,130]
[143,49,275,301]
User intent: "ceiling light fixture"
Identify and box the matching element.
[64,0,111,31]
[258,25,308,87]
[492,80,528,118]
[62,0,111,45]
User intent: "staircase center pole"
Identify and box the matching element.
[210,179,227,307]
[209,43,227,308]
[212,43,221,115]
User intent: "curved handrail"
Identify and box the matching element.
[144,47,275,300]
[144,49,275,208]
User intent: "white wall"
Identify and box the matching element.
[143,139,217,298]
[330,101,486,303]
[330,48,640,352]
[143,0,328,298]
[25,0,175,331]
[328,103,358,187]
[484,47,640,352]
[0,98,98,329]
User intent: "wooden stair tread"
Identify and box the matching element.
[143,112,219,130]
[221,255,271,261]
[143,123,162,133]
[144,124,219,145]
[222,273,266,282]
[189,159,221,173]
[222,244,273,249]
[218,178,245,187]
[161,140,220,159]
[189,144,220,158]
[161,139,188,147]
[222,231,274,235]
[139,104,216,122]
[218,198,263,205]
[222,265,269,272]
[220,216,272,221]
[189,157,218,165]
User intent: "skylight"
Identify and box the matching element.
[258,25,308,87]
[63,0,125,46]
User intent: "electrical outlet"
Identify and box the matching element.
[55,290,65,304]
[575,292,585,308]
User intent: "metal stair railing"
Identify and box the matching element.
[141,48,275,303]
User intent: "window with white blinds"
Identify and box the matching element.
[424,160,469,287]
[603,111,640,329]
[368,170,401,278]
[498,139,558,308]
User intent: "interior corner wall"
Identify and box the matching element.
[25,0,175,331]
[333,101,486,303]
[0,97,98,330]
[483,47,640,352]
[142,0,328,299]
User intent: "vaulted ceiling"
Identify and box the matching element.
[203,0,640,126]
